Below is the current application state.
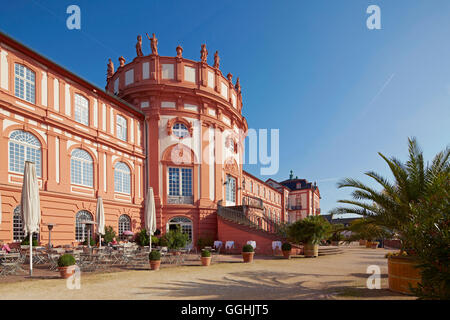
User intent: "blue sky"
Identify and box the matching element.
[1,0,449,217]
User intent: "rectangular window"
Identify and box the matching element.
[14,64,35,104]
[226,175,236,203]
[116,115,127,141]
[74,94,89,126]
[162,64,174,80]
[184,66,196,83]
[168,167,193,204]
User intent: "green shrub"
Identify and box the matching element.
[57,254,76,267]
[135,229,150,246]
[287,216,331,245]
[201,249,211,257]
[149,250,161,261]
[197,237,214,249]
[21,235,38,246]
[103,226,116,244]
[82,237,96,246]
[163,226,189,250]
[151,236,159,246]
[281,242,292,251]
[242,244,254,253]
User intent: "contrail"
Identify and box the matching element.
[367,73,395,108]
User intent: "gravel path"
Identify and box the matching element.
[0,246,415,300]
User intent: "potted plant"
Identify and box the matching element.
[57,254,77,279]
[149,250,161,270]
[242,244,254,263]
[287,216,331,257]
[329,224,344,246]
[164,226,189,254]
[201,249,212,266]
[281,242,292,259]
[331,138,449,298]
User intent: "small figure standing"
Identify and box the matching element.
[146,33,158,55]
[235,77,241,95]
[200,44,208,63]
[119,56,126,68]
[136,35,143,57]
[107,58,114,79]
[176,44,183,58]
[227,73,233,84]
[213,51,220,69]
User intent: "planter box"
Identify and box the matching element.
[388,256,421,295]
[242,252,254,263]
[304,244,318,257]
[282,250,291,259]
[150,260,161,270]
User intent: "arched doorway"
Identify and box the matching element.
[166,216,193,247]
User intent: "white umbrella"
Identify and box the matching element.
[96,197,105,248]
[145,188,157,249]
[20,161,41,277]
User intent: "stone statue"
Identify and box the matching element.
[235,77,241,94]
[227,73,233,83]
[146,33,158,55]
[119,56,126,68]
[213,51,220,69]
[200,44,208,63]
[176,44,183,58]
[107,58,114,79]
[136,35,143,57]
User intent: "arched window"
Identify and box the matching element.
[9,130,42,177]
[71,149,93,187]
[167,216,193,244]
[14,64,35,103]
[116,115,127,141]
[13,206,25,242]
[118,215,131,240]
[74,94,89,126]
[225,175,236,204]
[114,162,131,194]
[75,210,93,242]
[172,123,189,138]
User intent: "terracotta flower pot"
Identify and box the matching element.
[201,256,212,266]
[150,260,161,270]
[58,266,76,279]
[359,239,367,246]
[282,250,291,259]
[370,242,379,249]
[365,241,372,248]
[304,243,319,257]
[388,256,421,295]
[242,252,254,263]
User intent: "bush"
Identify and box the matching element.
[151,236,159,246]
[58,254,76,267]
[242,244,254,253]
[82,237,96,247]
[149,250,161,261]
[163,226,189,250]
[197,237,214,249]
[103,226,116,244]
[281,242,292,251]
[287,216,331,245]
[135,229,150,246]
[159,237,169,247]
[21,235,38,246]
[201,249,211,257]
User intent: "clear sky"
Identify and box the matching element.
[1,0,449,217]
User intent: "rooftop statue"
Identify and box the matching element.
[107,58,114,79]
[136,35,143,57]
[176,44,183,58]
[146,33,158,55]
[235,77,241,94]
[119,56,126,68]
[213,51,220,69]
[227,73,233,83]
[200,44,208,63]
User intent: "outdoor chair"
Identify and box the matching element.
[0,253,26,276]
[225,241,235,254]
[47,253,60,271]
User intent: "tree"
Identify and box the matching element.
[287,215,331,245]
[331,137,449,251]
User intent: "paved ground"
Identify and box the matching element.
[0,245,416,300]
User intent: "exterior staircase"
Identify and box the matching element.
[318,246,343,256]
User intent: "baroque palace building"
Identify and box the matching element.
[0,31,320,250]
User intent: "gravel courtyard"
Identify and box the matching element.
[0,245,415,300]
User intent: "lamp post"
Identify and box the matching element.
[45,223,55,249]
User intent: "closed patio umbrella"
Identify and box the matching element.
[20,161,41,277]
[145,188,157,249]
[96,197,105,248]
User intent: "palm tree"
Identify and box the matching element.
[331,137,449,250]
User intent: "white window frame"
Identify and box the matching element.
[114,162,131,194]
[70,149,94,187]
[172,123,189,138]
[8,130,42,177]
[168,167,193,197]
[226,174,236,204]
[14,63,35,104]
[74,94,89,126]
[116,115,127,141]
